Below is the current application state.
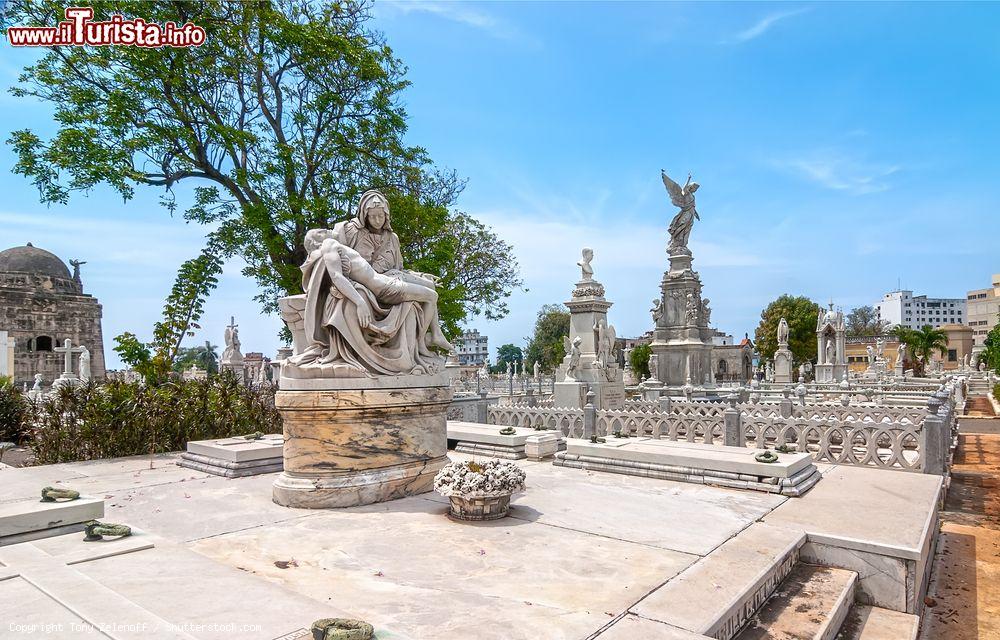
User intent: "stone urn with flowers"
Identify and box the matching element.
[433,459,526,521]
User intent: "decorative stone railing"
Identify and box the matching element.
[742,415,923,471]
[483,380,960,475]
[487,405,585,437]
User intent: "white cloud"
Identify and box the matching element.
[375,1,529,42]
[728,8,808,44]
[773,152,901,195]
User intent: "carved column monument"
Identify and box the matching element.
[553,249,625,409]
[648,170,715,386]
[273,190,454,508]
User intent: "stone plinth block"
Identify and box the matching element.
[178,433,284,478]
[272,383,453,508]
[447,421,566,460]
[0,496,104,546]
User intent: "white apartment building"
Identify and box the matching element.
[876,290,966,330]
[967,274,1000,346]
[455,329,489,366]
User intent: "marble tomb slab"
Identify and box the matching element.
[554,437,821,496]
[191,494,696,640]
[0,495,103,546]
[179,434,284,477]
[447,421,565,459]
[0,529,372,640]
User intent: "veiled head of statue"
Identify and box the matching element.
[357,190,392,232]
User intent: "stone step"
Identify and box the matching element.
[734,564,856,640]
[631,522,806,640]
[834,605,919,640]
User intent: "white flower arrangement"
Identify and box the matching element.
[433,459,526,498]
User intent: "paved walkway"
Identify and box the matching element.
[921,429,1000,639]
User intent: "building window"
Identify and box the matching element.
[35,336,53,351]
[948,349,957,362]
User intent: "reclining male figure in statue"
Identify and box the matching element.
[299,228,453,357]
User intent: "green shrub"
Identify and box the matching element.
[994,383,1000,405]
[0,376,33,444]
[28,373,281,465]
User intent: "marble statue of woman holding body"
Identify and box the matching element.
[287,228,453,377]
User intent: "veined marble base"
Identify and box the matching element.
[273,457,447,508]
[273,384,453,509]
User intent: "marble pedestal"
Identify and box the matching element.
[774,347,793,384]
[648,250,715,386]
[272,377,453,509]
[814,363,848,383]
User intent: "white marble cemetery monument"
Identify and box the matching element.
[219,316,245,379]
[273,189,454,508]
[774,317,793,384]
[648,171,715,386]
[0,330,13,378]
[553,248,626,409]
[814,303,847,383]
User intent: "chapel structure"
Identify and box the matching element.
[0,243,106,387]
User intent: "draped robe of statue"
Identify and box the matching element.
[291,238,440,378]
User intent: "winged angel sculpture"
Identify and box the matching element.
[661,170,700,253]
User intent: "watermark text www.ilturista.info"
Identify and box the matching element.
[7,7,205,47]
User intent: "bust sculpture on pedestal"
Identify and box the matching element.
[272,189,454,509]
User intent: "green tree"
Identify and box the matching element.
[524,304,570,374]
[5,0,520,334]
[492,344,523,374]
[846,306,890,337]
[754,295,821,365]
[114,249,221,383]
[893,325,949,375]
[630,344,651,379]
[173,341,220,374]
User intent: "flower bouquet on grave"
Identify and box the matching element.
[433,459,526,521]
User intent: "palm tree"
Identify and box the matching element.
[893,325,948,374]
[195,341,219,374]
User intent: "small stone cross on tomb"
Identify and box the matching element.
[53,338,85,376]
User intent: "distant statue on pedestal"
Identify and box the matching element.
[78,346,91,383]
[577,248,594,281]
[660,170,700,253]
[777,317,790,346]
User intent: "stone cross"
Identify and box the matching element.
[53,338,86,376]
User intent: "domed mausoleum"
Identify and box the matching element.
[0,243,106,387]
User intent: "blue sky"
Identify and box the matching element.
[2,2,999,367]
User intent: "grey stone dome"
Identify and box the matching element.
[0,243,72,279]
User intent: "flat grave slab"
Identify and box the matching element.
[0,528,367,639]
[554,437,821,496]
[0,495,103,546]
[447,421,565,459]
[178,434,283,477]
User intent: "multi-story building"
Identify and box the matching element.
[455,329,489,366]
[967,274,1000,346]
[876,290,965,330]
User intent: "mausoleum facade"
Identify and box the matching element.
[0,243,106,387]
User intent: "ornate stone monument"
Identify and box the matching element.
[814,303,847,383]
[648,171,715,386]
[219,316,245,380]
[272,190,454,508]
[773,317,793,384]
[553,249,625,409]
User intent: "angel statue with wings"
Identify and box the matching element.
[661,170,700,253]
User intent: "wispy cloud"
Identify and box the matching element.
[727,8,808,44]
[375,1,529,43]
[773,151,901,195]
